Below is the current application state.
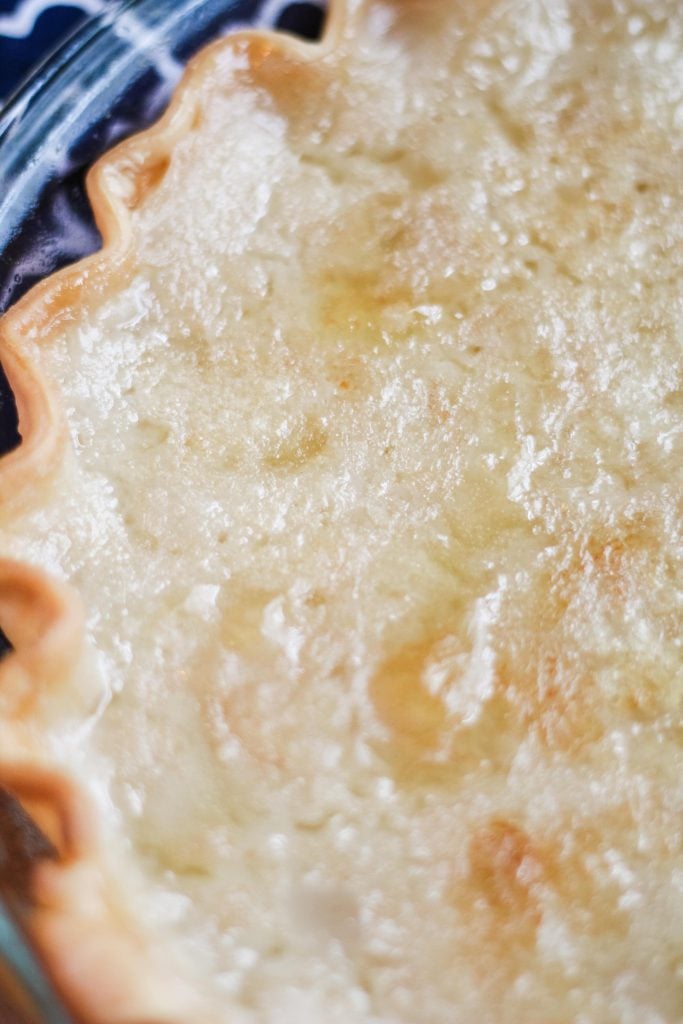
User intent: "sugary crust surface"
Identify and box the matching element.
[0,1,681,1022]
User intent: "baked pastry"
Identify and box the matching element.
[0,0,682,1020]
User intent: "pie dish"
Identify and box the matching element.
[0,0,682,1021]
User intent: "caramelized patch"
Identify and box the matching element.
[115,152,172,212]
[467,819,544,930]
[243,37,333,128]
[314,194,416,348]
[317,268,388,348]
[370,638,447,750]
[132,155,171,208]
[377,687,518,791]
[263,415,329,470]
[377,0,496,50]
[454,814,631,983]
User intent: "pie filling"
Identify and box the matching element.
[1,1,682,1022]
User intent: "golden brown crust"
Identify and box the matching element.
[0,3,359,1020]
[0,560,84,718]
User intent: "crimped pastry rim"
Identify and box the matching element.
[0,3,361,1020]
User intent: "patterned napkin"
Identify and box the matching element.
[0,0,324,104]
[0,0,107,102]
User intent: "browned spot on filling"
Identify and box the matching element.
[263,415,328,470]
[370,638,448,751]
[125,154,171,211]
[466,819,544,932]
[453,814,631,984]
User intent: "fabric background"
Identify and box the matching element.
[0,0,324,103]
[0,1,107,102]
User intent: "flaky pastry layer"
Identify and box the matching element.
[0,1,682,1022]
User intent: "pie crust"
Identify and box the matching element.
[3,12,355,1023]
[0,1,682,1022]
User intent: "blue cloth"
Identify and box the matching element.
[0,0,324,104]
[0,1,108,103]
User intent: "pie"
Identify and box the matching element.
[0,0,682,1021]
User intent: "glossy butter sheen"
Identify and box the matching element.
[1,1,682,1021]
